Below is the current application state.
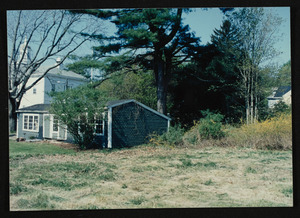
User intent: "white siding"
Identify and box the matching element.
[19,77,45,108]
[19,72,86,108]
[282,90,292,105]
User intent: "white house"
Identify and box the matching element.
[16,64,88,141]
[19,60,87,108]
[267,86,291,108]
[15,38,87,141]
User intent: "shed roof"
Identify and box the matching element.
[17,104,51,113]
[107,99,171,121]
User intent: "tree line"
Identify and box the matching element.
[67,8,290,127]
[8,8,291,132]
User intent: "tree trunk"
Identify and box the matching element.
[245,76,250,125]
[250,73,254,124]
[156,59,167,115]
[9,97,18,133]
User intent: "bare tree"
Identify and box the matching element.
[229,8,283,124]
[7,10,96,132]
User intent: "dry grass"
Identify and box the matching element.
[227,113,292,150]
[183,113,292,150]
[10,142,293,210]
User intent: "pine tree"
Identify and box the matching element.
[72,8,201,114]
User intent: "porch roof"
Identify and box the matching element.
[16,104,51,113]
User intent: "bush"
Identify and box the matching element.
[149,124,185,147]
[227,112,292,150]
[269,101,291,118]
[198,110,226,140]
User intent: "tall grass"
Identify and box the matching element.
[227,113,292,150]
[183,112,292,150]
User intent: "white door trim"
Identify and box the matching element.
[108,108,112,148]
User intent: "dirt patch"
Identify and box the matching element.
[40,140,79,151]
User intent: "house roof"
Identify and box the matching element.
[32,66,87,81]
[17,104,51,113]
[274,86,291,97]
[107,99,171,121]
[16,100,172,120]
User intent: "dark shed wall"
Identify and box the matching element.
[112,102,168,148]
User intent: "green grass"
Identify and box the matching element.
[9,140,76,158]
[9,141,293,210]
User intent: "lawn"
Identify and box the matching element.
[9,140,293,210]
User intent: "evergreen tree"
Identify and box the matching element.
[71,8,201,114]
[205,20,244,122]
[276,60,291,87]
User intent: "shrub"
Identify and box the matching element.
[227,112,292,150]
[269,101,291,118]
[149,124,185,147]
[198,110,226,140]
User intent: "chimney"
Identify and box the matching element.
[56,57,64,70]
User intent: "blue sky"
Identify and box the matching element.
[10,7,290,68]
[78,7,291,67]
[182,7,291,66]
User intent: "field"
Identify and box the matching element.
[9,140,293,210]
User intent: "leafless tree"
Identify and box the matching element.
[7,10,97,131]
[229,8,283,124]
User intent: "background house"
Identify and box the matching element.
[267,86,291,108]
[19,59,87,108]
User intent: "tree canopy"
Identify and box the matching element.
[70,8,201,114]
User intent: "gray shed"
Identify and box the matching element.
[106,99,171,148]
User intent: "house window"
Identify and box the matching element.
[94,114,104,135]
[77,113,104,135]
[53,116,59,132]
[23,114,39,132]
[64,85,72,90]
[51,84,56,92]
[33,88,36,94]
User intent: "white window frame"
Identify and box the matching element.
[52,116,59,133]
[23,114,39,132]
[94,113,105,136]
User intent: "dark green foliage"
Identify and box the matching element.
[281,187,293,198]
[98,70,157,110]
[276,61,291,87]
[269,101,291,118]
[66,55,104,79]
[129,196,146,205]
[72,8,202,114]
[204,179,214,186]
[169,20,244,127]
[10,182,28,195]
[198,110,225,140]
[50,85,113,149]
[158,124,185,146]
